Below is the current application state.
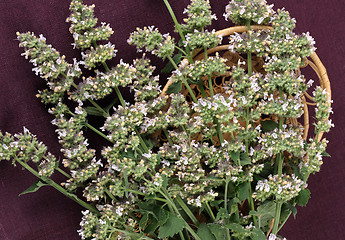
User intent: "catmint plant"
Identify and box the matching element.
[1,0,332,239]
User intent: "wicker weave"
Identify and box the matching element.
[161,25,331,143]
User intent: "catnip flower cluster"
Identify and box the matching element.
[2,0,333,239]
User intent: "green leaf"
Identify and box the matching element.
[158,209,170,226]
[208,224,227,240]
[139,213,149,229]
[144,218,159,234]
[251,228,266,240]
[210,199,224,207]
[225,223,245,233]
[166,81,182,94]
[231,151,240,165]
[238,182,250,201]
[261,120,278,133]
[285,202,297,217]
[240,152,251,166]
[296,189,311,207]
[84,106,105,117]
[321,151,331,157]
[197,223,216,240]
[215,207,229,221]
[19,180,48,196]
[254,201,276,228]
[158,215,185,239]
[161,52,183,73]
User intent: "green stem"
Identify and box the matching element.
[86,123,112,142]
[163,128,173,146]
[162,0,193,63]
[15,157,99,214]
[114,86,126,107]
[160,190,201,240]
[167,56,198,103]
[56,167,72,179]
[224,177,231,240]
[198,84,207,98]
[272,201,282,234]
[204,202,216,222]
[248,184,258,227]
[176,196,200,227]
[246,21,252,76]
[104,188,116,201]
[135,128,149,153]
[208,76,214,97]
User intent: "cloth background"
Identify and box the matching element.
[0,0,344,239]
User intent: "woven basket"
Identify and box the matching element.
[161,25,331,144]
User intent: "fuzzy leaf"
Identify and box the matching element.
[158,215,185,239]
[296,189,311,207]
[240,152,251,166]
[19,180,48,196]
[158,209,170,226]
[85,106,105,117]
[139,213,149,229]
[238,182,250,201]
[253,201,276,228]
[197,223,216,240]
[208,224,227,240]
[251,228,266,240]
[166,81,182,94]
[231,151,240,165]
[261,120,278,133]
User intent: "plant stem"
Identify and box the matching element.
[135,128,149,153]
[162,0,193,63]
[163,128,173,146]
[104,188,116,201]
[224,177,231,240]
[56,167,72,179]
[86,123,112,142]
[176,196,200,227]
[167,56,198,103]
[160,190,201,240]
[204,202,216,222]
[15,157,99,214]
[272,201,282,234]
[198,83,207,98]
[273,91,285,234]
[70,81,108,117]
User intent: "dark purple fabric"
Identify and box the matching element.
[0,0,344,239]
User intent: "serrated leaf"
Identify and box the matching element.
[139,213,149,229]
[85,106,105,117]
[240,152,251,166]
[261,120,278,133]
[208,224,227,240]
[225,223,245,233]
[158,215,185,239]
[231,151,240,165]
[215,207,229,221]
[238,182,250,201]
[166,81,182,94]
[161,52,183,73]
[296,189,311,207]
[285,202,297,217]
[251,228,266,240]
[254,201,276,228]
[19,180,48,196]
[197,223,216,240]
[144,218,159,234]
[158,209,170,225]
[210,199,224,207]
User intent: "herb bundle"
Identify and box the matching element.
[1,0,333,239]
